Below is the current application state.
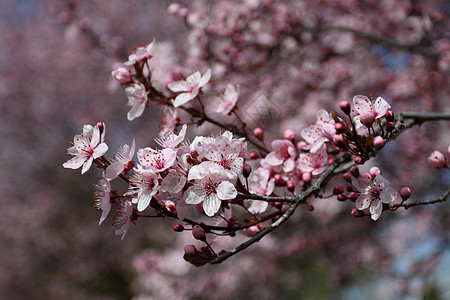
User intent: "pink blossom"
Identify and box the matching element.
[301,109,335,153]
[184,162,237,216]
[354,173,397,220]
[298,146,328,175]
[63,123,108,174]
[126,167,160,211]
[93,175,112,225]
[111,67,132,84]
[265,139,297,172]
[113,200,135,240]
[124,40,155,66]
[104,139,136,180]
[352,95,391,135]
[167,69,211,107]
[137,147,177,174]
[247,168,275,214]
[125,83,148,121]
[428,150,447,168]
[216,83,239,115]
[154,124,187,149]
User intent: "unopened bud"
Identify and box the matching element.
[369,167,381,179]
[351,208,365,217]
[385,110,394,122]
[373,136,385,150]
[333,134,346,147]
[284,129,296,142]
[253,127,264,141]
[386,122,395,132]
[302,172,312,183]
[243,163,252,178]
[428,151,447,168]
[337,194,347,201]
[354,156,363,164]
[249,151,259,159]
[399,187,411,201]
[333,185,344,195]
[343,173,352,182]
[111,67,132,84]
[274,174,286,186]
[192,225,206,241]
[348,192,358,201]
[340,101,351,115]
[335,122,344,134]
[173,224,184,232]
[359,111,375,128]
[184,244,197,255]
[164,200,177,215]
[349,166,360,178]
[297,141,307,150]
[287,182,295,192]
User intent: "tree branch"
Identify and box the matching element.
[390,188,450,209]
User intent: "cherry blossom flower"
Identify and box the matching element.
[113,200,136,240]
[265,139,297,173]
[63,123,108,174]
[93,175,112,225]
[154,124,187,149]
[161,151,191,194]
[354,173,397,220]
[167,69,211,107]
[301,109,335,153]
[124,39,155,66]
[125,83,148,121]
[104,139,136,180]
[247,168,275,214]
[126,168,160,211]
[298,146,328,175]
[352,95,391,135]
[184,162,237,217]
[111,67,132,85]
[216,83,239,115]
[137,147,177,174]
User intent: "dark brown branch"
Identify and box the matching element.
[390,188,449,209]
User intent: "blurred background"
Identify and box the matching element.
[0,0,448,299]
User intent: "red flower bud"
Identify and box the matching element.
[340,101,351,115]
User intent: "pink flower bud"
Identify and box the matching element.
[192,225,206,241]
[249,152,259,159]
[302,172,312,183]
[253,127,264,141]
[373,136,385,150]
[343,173,351,182]
[284,129,296,142]
[351,208,365,217]
[335,122,344,134]
[287,182,295,192]
[184,244,197,255]
[349,166,360,178]
[173,224,184,232]
[337,194,347,201]
[111,67,131,84]
[164,200,177,215]
[333,134,346,148]
[274,174,287,186]
[400,187,411,200]
[348,192,358,201]
[243,163,252,178]
[369,167,381,179]
[386,122,395,132]
[385,110,394,122]
[428,150,447,168]
[340,101,351,115]
[167,3,181,14]
[354,156,363,164]
[359,110,375,128]
[333,185,344,195]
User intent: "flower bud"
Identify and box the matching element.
[386,122,395,132]
[359,110,375,128]
[349,166,360,178]
[184,244,197,255]
[302,172,312,183]
[351,208,365,217]
[333,185,344,195]
[287,182,295,192]
[253,127,264,141]
[164,200,177,215]
[373,136,385,150]
[297,141,307,150]
[192,225,206,241]
[333,134,346,148]
[369,167,381,179]
[249,151,259,159]
[243,163,252,178]
[343,173,352,182]
[243,225,263,237]
[400,187,411,201]
[348,192,358,201]
[111,67,132,84]
[385,110,394,122]
[340,101,351,115]
[274,174,287,186]
[337,194,347,202]
[428,150,447,168]
[354,156,363,164]
[173,224,184,232]
[335,122,344,134]
[284,129,296,142]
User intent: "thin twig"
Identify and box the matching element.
[390,188,450,209]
